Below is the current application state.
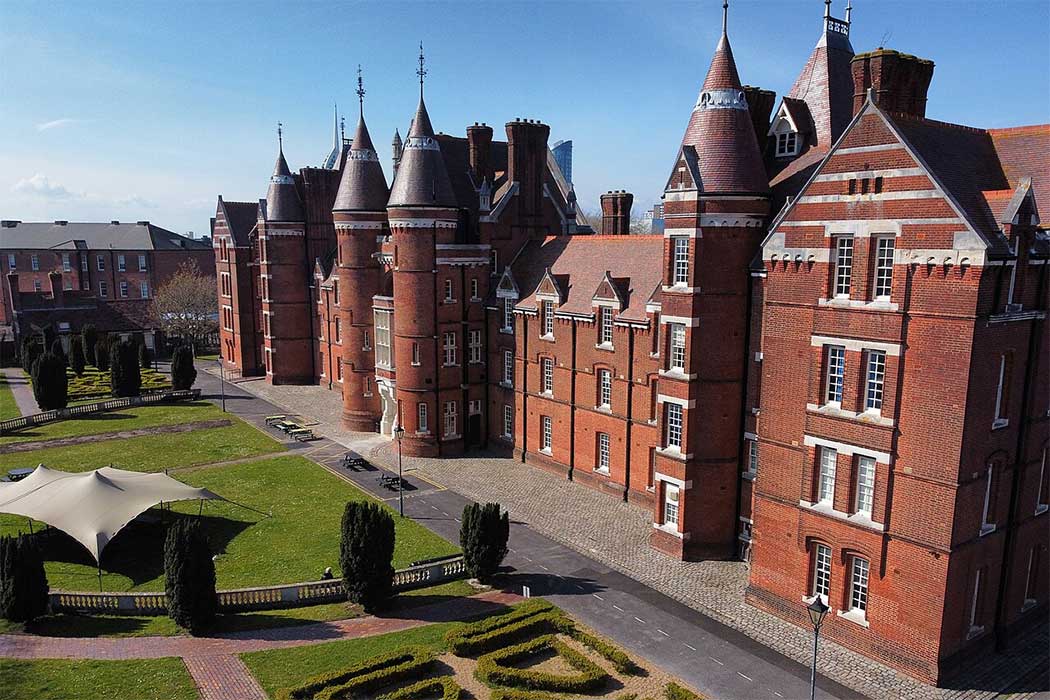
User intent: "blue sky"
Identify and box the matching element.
[1,0,1047,236]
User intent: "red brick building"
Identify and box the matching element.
[212,6,1047,683]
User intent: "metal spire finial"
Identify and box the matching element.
[356,64,366,115]
[722,0,729,34]
[340,116,346,141]
[277,121,283,151]
[416,42,427,98]
[824,0,831,19]
[845,0,852,23]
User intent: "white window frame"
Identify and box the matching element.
[825,345,845,406]
[117,254,126,272]
[62,253,71,272]
[855,455,875,517]
[503,350,513,386]
[1036,447,1048,515]
[503,405,513,438]
[411,342,420,366]
[418,402,429,433]
[598,306,614,346]
[670,323,686,371]
[468,329,482,364]
[374,309,392,369]
[663,482,680,526]
[776,131,799,158]
[6,253,14,270]
[597,432,610,472]
[864,350,886,412]
[502,298,514,333]
[848,556,870,615]
[334,317,341,343]
[222,304,234,332]
[470,277,479,300]
[969,569,983,634]
[141,280,150,298]
[833,236,853,298]
[812,543,831,602]
[138,254,147,272]
[99,280,108,298]
[97,255,105,271]
[119,281,129,298]
[541,358,553,394]
[31,254,39,271]
[672,237,689,285]
[665,403,683,450]
[540,415,552,452]
[33,279,41,292]
[818,447,837,504]
[444,278,454,302]
[746,438,759,476]
[220,272,231,298]
[542,300,554,337]
[598,369,612,408]
[993,354,1008,428]
[980,465,996,535]
[80,255,87,272]
[443,331,457,366]
[443,401,457,438]
[872,236,894,299]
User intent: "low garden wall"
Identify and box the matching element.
[48,555,467,616]
[0,389,201,435]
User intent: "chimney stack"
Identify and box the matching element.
[743,86,777,154]
[467,122,494,184]
[505,119,551,226]
[851,49,934,117]
[600,190,634,235]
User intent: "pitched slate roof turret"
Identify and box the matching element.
[333,103,389,212]
[264,134,304,222]
[388,95,457,208]
[676,4,768,195]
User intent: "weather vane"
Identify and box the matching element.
[277,121,283,149]
[357,64,366,113]
[417,42,427,97]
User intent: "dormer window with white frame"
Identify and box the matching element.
[598,306,613,347]
[769,107,801,159]
[776,131,799,158]
[542,300,554,338]
[502,298,514,333]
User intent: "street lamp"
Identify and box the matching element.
[215,358,226,413]
[806,595,830,700]
[393,426,405,517]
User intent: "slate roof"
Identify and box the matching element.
[511,235,665,322]
[0,221,208,251]
[785,20,855,151]
[989,125,1050,223]
[217,200,259,246]
[333,114,390,212]
[264,148,305,222]
[388,96,457,208]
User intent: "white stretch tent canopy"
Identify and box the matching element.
[0,466,223,564]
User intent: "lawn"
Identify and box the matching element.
[0,400,236,445]
[0,455,458,592]
[0,657,197,700]
[0,413,282,474]
[242,620,459,698]
[0,371,18,420]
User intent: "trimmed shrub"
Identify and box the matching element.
[69,335,86,376]
[490,692,573,700]
[475,634,607,693]
[31,352,68,410]
[0,535,49,623]
[339,500,395,612]
[562,624,642,675]
[138,342,152,369]
[663,683,700,700]
[276,646,434,700]
[50,338,66,366]
[171,344,197,390]
[379,676,462,700]
[450,611,563,657]
[19,336,39,374]
[460,501,509,582]
[163,519,217,634]
[94,337,110,371]
[109,339,141,397]
[445,598,557,656]
[82,325,98,366]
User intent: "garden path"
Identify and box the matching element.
[2,367,38,416]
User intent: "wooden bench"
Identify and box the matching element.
[289,428,315,442]
[378,474,403,491]
[342,455,369,471]
[264,415,287,427]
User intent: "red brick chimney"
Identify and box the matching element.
[48,271,63,306]
[505,119,550,225]
[466,122,493,184]
[743,85,776,153]
[600,190,634,235]
[851,49,935,117]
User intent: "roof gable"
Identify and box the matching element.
[592,271,628,310]
[535,267,566,302]
[496,267,519,299]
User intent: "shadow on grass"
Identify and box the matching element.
[31,509,254,589]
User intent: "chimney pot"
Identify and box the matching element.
[851,48,935,117]
[600,190,634,235]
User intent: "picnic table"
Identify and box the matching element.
[378,473,404,491]
[7,468,35,482]
[273,421,300,433]
[264,415,287,426]
[342,454,369,471]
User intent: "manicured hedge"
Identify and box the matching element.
[490,691,574,700]
[378,676,462,700]
[445,599,557,656]
[276,646,434,700]
[664,682,701,700]
[559,623,642,676]
[475,634,607,693]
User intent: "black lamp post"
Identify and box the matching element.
[807,595,830,700]
[215,358,226,412]
[394,426,405,517]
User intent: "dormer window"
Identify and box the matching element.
[776,131,799,158]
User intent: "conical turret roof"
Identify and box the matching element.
[676,25,768,194]
[265,146,304,222]
[388,96,457,208]
[333,113,389,212]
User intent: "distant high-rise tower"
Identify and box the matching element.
[551,139,572,184]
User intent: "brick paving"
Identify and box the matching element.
[183,655,267,700]
[216,373,1050,700]
[2,366,38,416]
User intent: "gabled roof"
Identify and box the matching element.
[0,221,208,251]
[512,235,664,322]
[264,147,304,222]
[535,267,567,302]
[592,271,629,310]
[217,199,258,246]
[388,96,457,208]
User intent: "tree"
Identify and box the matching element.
[69,335,86,377]
[94,337,110,372]
[31,352,68,411]
[339,501,395,611]
[0,535,49,624]
[138,342,152,370]
[19,336,39,375]
[163,520,217,634]
[50,338,66,366]
[459,502,510,582]
[171,344,197,390]
[151,260,218,349]
[110,339,141,397]
[82,325,98,366]
[579,207,653,235]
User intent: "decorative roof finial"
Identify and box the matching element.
[845,0,852,23]
[722,0,729,34]
[340,116,346,141]
[416,41,427,98]
[356,64,366,115]
[277,121,283,151]
[824,0,831,19]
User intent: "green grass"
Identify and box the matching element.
[0,400,234,445]
[0,455,458,592]
[0,657,197,700]
[242,620,459,698]
[0,413,281,474]
[0,371,19,420]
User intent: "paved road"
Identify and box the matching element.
[195,368,859,700]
